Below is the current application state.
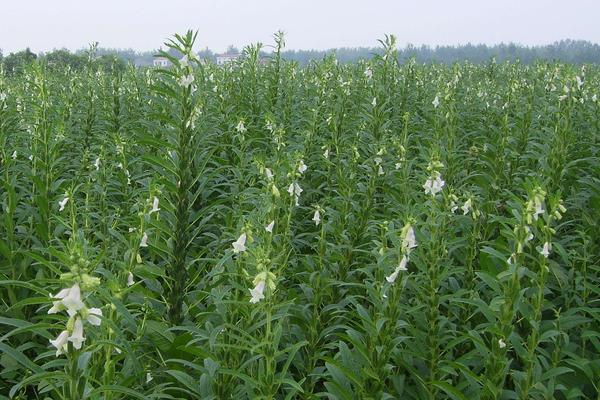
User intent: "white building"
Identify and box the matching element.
[153,57,170,67]
[215,53,240,65]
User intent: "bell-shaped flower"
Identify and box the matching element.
[249,280,266,304]
[232,233,247,253]
[386,255,409,283]
[423,172,445,196]
[127,272,135,286]
[236,121,247,133]
[48,287,71,314]
[61,283,85,317]
[11,151,17,160]
[265,221,274,233]
[287,182,303,206]
[401,224,417,254]
[50,330,70,357]
[94,157,101,170]
[58,196,69,212]
[540,242,551,258]
[265,168,274,181]
[86,307,103,326]
[149,196,160,214]
[140,232,149,248]
[462,198,472,215]
[179,74,195,88]
[68,317,86,350]
[298,160,307,174]
[312,209,321,226]
[432,96,440,108]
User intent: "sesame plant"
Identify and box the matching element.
[1,31,599,399]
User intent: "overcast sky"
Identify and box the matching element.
[1,0,599,53]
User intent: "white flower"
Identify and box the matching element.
[323,149,329,159]
[179,74,195,88]
[397,255,409,271]
[265,120,275,132]
[236,121,247,133]
[294,183,303,196]
[298,160,307,174]
[593,94,598,102]
[386,256,409,283]
[371,97,377,107]
[462,198,472,215]
[0,92,6,102]
[312,209,321,226]
[498,338,506,349]
[432,96,440,108]
[576,76,583,89]
[287,182,303,206]
[249,280,266,304]
[48,288,70,314]
[524,226,534,243]
[146,372,153,383]
[127,272,135,286]
[149,196,160,214]
[68,317,86,350]
[540,242,551,258]
[265,168,274,180]
[378,165,384,176]
[232,233,247,253]
[265,221,275,233]
[364,67,373,80]
[11,150,17,160]
[423,173,445,196]
[94,157,101,170]
[401,224,417,253]
[61,283,84,317]
[87,307,103,326]
[28,155,33,161]
[140,232,149,248]
[50,330,69,356]
[58,196,69,212]
[507,253,515,265]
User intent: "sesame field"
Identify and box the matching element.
[1,32,599,399]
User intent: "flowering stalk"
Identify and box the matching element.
[484,186,546,399]
[520,196,563,398]
[154,31,200,325]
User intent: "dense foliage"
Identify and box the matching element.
[1,32,599,399]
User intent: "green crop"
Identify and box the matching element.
[0,31,599,399]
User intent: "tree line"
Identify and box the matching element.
[1,39,599,74]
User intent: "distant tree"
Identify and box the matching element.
[43,49,86,71]
[3,48,37,75]
[94,54,126,73]
[226,45,239,55]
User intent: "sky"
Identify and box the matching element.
[1,0,599,53]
